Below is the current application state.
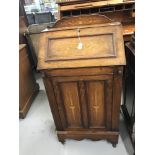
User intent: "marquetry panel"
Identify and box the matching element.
[86,81,105,128]
[59,82,82,128]
[85,79,113,129]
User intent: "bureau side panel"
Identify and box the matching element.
[112,67,123,130]
[43,77,63,130]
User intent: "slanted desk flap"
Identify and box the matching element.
[45,32,116,61]
[38,22,126,70]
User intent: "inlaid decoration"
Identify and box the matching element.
[68,94,76,121]
[60,82,82,128]
[86,81,105,128]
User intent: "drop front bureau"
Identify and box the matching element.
[37,22,126,147]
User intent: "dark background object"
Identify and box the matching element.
[19,0,28,44]
[122,33,135,149]
[19,16,27,44]
[34,12,55,24]
[19,0,29,26]
[26,12,56,25]
[27,13,35,25]
[35,12,52,24]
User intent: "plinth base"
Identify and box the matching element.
[57,130,119,147]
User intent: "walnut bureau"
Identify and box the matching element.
[37,22,126,147]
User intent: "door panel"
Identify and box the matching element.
[86,80,113,130]
[86,81,105,128]
[60,82,82,128]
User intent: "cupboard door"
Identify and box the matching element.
[52,74,113,130]
[60,82,83,128]
[85,79,113,130]
[53,81,83,129]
